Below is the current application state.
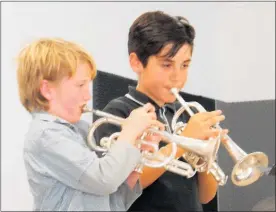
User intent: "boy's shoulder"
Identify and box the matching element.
[106,96,134,108]
[24,114,80,152]
[103,96,140,118]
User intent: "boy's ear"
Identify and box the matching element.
[40,80,54,101]
[129,53,143,74]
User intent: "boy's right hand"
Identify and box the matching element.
[182,110,229,140]
[118,103,165,146]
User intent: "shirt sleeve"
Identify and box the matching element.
[28,126,142,196]
[110,179,143,211]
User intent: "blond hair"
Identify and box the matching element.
[17,38,97,112]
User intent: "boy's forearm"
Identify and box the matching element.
[80,141,141,195]
[178,128,218,203]
[198,171,218,204]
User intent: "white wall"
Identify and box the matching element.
[1,2,274,210]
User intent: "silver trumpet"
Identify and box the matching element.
[82,106,217,178]
[171,88,269,187]
[82,105,177,170]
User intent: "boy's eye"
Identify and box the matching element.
[79,84,85,87]
[162,64,171,68]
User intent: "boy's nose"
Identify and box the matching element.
[83,90,92,101]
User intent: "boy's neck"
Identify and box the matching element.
[136,84,165,107]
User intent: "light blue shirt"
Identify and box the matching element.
[23,111,142,211]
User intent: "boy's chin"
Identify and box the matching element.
[68,114,82,123]
[164,96,177,104]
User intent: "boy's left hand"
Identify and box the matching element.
[139,132,162,152]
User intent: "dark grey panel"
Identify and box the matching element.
[216,100,275,211]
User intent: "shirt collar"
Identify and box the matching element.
[127,86,178,112]
[31,111,77,128]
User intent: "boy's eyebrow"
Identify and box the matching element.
[77,79,90,83]
[157,57,192,63]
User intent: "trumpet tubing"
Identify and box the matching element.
[165,159,196,178]
[151,152,196,178]
[209,162,228,186]
[82,106,178,169]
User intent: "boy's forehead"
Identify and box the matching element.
[75,63,93,79]
[158,43,175,55]
[156,44,192,61]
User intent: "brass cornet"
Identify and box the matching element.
[82,105,218,178]
[171,88,269,187]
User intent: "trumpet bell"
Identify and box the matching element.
[231,152,269,186]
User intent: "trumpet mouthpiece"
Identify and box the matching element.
[82,105,92,113]
[170,88,179,94]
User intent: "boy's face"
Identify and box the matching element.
[131,43,192,106]
[45,63,92,123]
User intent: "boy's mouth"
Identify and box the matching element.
[167,87,180,93]
[80,104,87,112]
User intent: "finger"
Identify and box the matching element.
[148,134,162,143]
[221,129,229,143]
[147,111,157,120]
[140,144,156,153]
[143,133,155,141]
[222,129,229,135]
[206,128,229,140]
[203,129,222,140]
[150,120,165,131]
[200,110,223,121]
[143,103,155,112]
[205,115,225,127]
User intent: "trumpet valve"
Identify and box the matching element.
[100,137,111,149]
[173,122,186,135]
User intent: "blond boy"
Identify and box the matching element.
[17,38,163,211]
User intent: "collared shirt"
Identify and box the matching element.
[23,111,142,211]
[94,86,203,212]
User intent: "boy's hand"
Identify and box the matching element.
[118,103,165,145]
[126,170,141,190]
[182,110,229,140]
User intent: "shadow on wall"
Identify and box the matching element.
[252,196,275,211]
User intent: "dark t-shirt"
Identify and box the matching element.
[94,86,203,212]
